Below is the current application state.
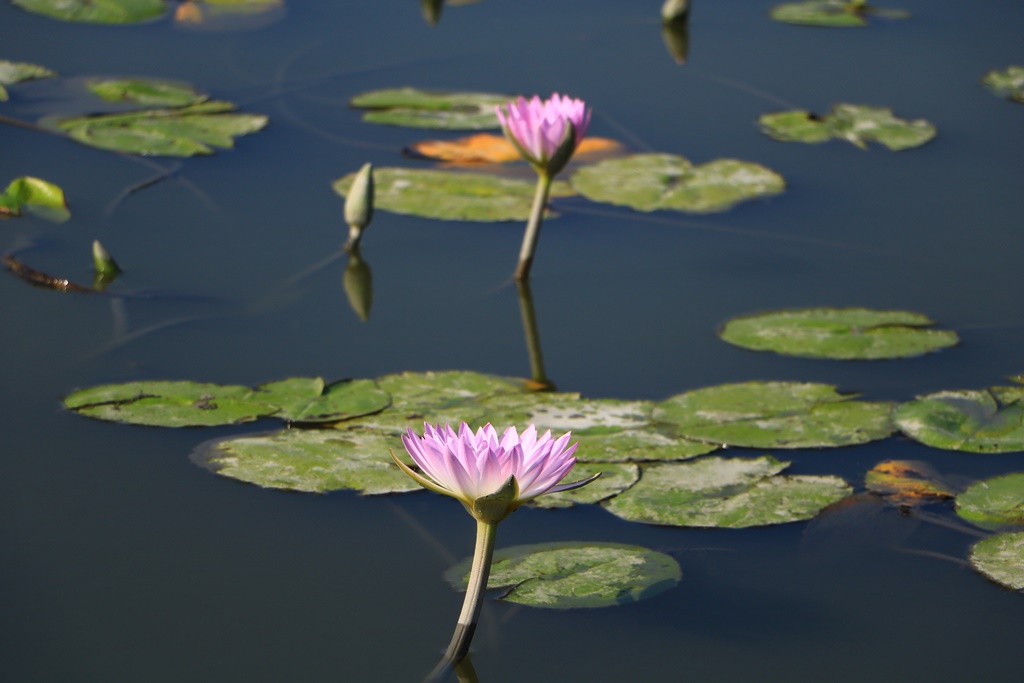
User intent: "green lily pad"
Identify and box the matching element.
[982,65,1024,104]
[759,104,936,150]
[444,542,681,609]
[63,380,277,427]
[893,387,1024,453]
[570,154,784,214]
[603,456,851,528]
[571,428,718,462]
[0,176,69,222]
[349,88,510,130]
[956,473,1024,530]
[86,78,208,107]
[970,532,1024,591]
[12,0,167,24]
[198,427,418,495]
[56,101,268,157]
[332,167,574,222]
[770,1,908,27]
[653,381,894,449]
[718,308,958,359]
[529,462,639,509]
[376,370,527,414]
[0,59,56,101]
[252,377,391,423]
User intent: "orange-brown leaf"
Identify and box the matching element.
[865,460,955,506]
[407,133,622,165]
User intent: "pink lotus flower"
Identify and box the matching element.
[496,93,591,175]
[394,422,596,522]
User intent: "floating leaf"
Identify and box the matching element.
[174,0,286,30]
[759,104,935,150]
[332,167,574,222]
[407,133,622,165]
[349,88,510,130]
[653,381,894,449]
[770,1,908,28]
[86,78,208,107]
[529,462,639,508]
[865,460,956,507]
[56,101,268,157]
[893,387,1024,453]
[0,59,56,100]
[570,154,784,214]
[955,473,1024,530]
[252,377,390,423]
[0,176,69,221]
[982,65,1024,104]
[718,308,958,359]
[12,0,167,24]
[970,532,1024,592]
[444,542,681,608]
[197,427,418,495]
[603,456,851,528]
[571,428,717,462]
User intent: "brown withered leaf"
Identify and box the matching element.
[406,133,622,165]
[865,460,955,507]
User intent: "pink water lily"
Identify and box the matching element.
[496,93,591,174]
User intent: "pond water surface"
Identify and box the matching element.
[2,1,1024,681]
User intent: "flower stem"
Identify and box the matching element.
[514,172,553,281]
[444,519,498,663]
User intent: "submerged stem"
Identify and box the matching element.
[514,172,553,281]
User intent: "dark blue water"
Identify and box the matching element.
[2,1,1023,681]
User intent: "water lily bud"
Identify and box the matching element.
[662,0,689,22]
[343,247,373,322]
[496,94,591,176]
[661,15,690,65]
[92,240,121,276]
[344,162,374,248]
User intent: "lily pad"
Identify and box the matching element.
[955,473,1024,530]
[0,59,56,101]
[603,456,851,528]
[529,462,639,508]
[770,1,908,27]
[12,0,167,24]
[970,532,1024,591]
[332,167,574,222]
[571,428,718,462]
[349,88,510,130]
[197,427,418,495]
[653,381,895,449]
[865,460,956,507]
[0,176,69,222]
[56,101,268,157]
[86,78,208,107]
[982,65,1024,104]
[444,542,681,608]
[893,387,1024,453]
[252,377,390,423]
[570,154,784,214]
[718,308,958,359]
[759,104,936,150]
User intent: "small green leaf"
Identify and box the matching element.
[719,308,958,359]
[529,462,639,508]
[444,542,681,608]
[253,377,391,423]
[759,104,936,150]
[333,167,574,222]
[982,65,1024,104]
[12,0,167,24]
[0,59,56,100]
[603,456,852,528]
[87,78,208,107]
[570,154,784,214]
[956,473,1024,530]
[349,88,510,130]
[653,381,894,449]
[770,1,908,27]
[970,532,1024,592]
[198,427,419,495]
[893,387,1024,453]
[0,176,69,222]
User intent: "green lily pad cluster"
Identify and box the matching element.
[770,1,909,28]
[948,472,1024,592]
[758,104,936,150]
[982,66,1024,104]
[0,59,56,101]
[894,386,1024,453]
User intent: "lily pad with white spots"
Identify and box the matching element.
[0,59,56,101]
[86,78,208,107]
[603,456,851,528]
[529,462,639,509]
[770,1,908,27]
[444,542,681,608]
[970,532,1024,592]
[349,88,510,130]
[332,167,574,222]
[718,308,958,359]
[196,427,418,494]
[653,381,895,449]
[570,154,784,214]
[571,428,718,463]
[893,387,1024,453]
[759,104,935,150]
[982,66,1024,104]
[12,0,167,24]
[955,473,1024,531]
[251,377,390,423]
